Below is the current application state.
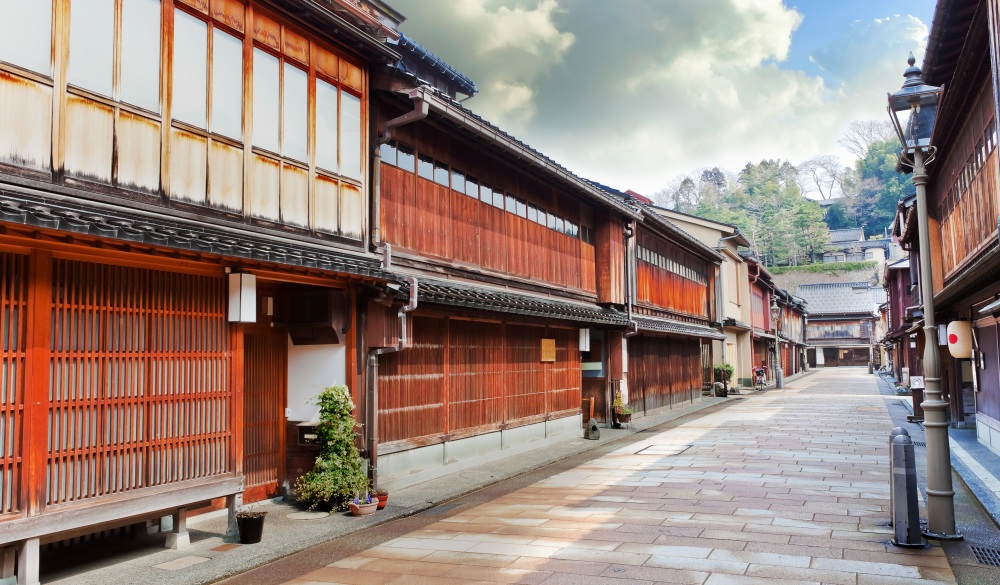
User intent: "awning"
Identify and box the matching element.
[980,297,1000,315]
[634,316,725,340]
[751,329,775,340]
[415,278,629,326]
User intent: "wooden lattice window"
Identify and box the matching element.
[0,253,27,517]
[47,260,230,505]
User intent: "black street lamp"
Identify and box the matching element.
[886,54,960,540]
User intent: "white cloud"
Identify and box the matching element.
[389,1,929,195]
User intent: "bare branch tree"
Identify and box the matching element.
[797,155,847,200]
[839,119,894,160]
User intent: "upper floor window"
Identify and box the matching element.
[0,2,52,76]
[66,0,161,111]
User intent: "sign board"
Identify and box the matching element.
[901,367,910,385]
[540,338,556,362]
[910,375,925,389]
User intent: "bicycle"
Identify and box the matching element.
[753,368,767,392]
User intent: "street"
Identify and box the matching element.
[234,369,958,585]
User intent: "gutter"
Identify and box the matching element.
[366,275,418,490]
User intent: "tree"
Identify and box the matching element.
[843,136,912,237]
[839,119,895,160]
[792,199,830,263]
[797,155,847,200]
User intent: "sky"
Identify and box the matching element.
[387,0,937,198]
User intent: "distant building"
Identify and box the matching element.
[821,228,900,265]
[798,282,886,367]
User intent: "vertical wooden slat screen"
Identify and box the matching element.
[0,253,27,517]
[504,324,545,421]
[547,328,581,413]
[243,332,286,490]
[627,336,700,413]
[378,316,446,443]
[447,320,503,431]
[47,260,230,506]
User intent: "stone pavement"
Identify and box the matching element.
[272,369,960,585]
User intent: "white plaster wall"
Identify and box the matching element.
[286,337,347,422]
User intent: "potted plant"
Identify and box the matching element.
[349,493,378,516]
[612,388,633,426]
[235,506,267,544]
[372,487,389,510]
[293,385,370,511]
[713,363,734,397]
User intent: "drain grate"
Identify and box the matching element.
[912,441,926,447]
[971,546,1000,567]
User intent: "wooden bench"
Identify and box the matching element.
[0,475,244,585]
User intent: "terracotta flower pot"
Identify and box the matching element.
[375,493,389,509]
[349,501,378,516]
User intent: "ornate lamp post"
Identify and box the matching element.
[886,54,961,540]
[770,298,784,388]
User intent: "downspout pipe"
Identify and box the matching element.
[366,275,418,490]
[372,95,429,248]
[623,221,638,338]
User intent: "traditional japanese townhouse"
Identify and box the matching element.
[798,283,885,367]
[881,256,919,383]
[0,1,403,580]
[895,0,994,438]
[602,192,725,412]
[654,208,754,387]
[774,289,808,378]
[742,252,778,380]
[368,41,722,488]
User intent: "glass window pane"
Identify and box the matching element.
[465,176,478,197]
[493,190,504,208]
[0,1,52,75]
[397,143,415,171]
[434,161,449,186]
[378,140,395,166]
[252,48,279,152]
[121,0,160,111]
[210,28,242,139]
[417,154,433,180]
[451,169,465,193]
[547,213,555,229]
[480,184,491,203]
[505,194,516,213]
[527,205,537,223]
[283,63,307,161]
[316,79,339,170]
[517,199,527,218]
[555,217,564,233]
[173,10,208,127]
[69,0,115,96]
[340,91,362,179]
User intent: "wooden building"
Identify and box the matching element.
[897,0,995,438]
[774,290,808,378]
[881,255,922,412]
[368,39,723,488]
[655,209,755,388]
[742,253,778,380]
[798,283,884,368]
[0,1,406,581]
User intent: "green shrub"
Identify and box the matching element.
[293,385,369,510]
[713,363,734,383]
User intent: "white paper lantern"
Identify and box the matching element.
[947,321,972,359]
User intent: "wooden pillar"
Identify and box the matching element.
[23,251,52,518]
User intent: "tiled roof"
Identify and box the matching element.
[828,228,865,244]
[0,189,394,280]
[414,278,629,326]
[394,33,478,96]
[634,316,726,340]
[796,282,886,316]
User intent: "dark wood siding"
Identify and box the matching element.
[377,316,581,447]
[596,212,625,304]
[635,228,711,318]
[627,335,701,413]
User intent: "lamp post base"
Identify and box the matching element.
[775,367,784,389]
[922,529,964,541]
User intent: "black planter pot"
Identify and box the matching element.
[237,515,266,544]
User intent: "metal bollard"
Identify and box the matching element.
[888,427,909,524]
[891,434,926,547]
